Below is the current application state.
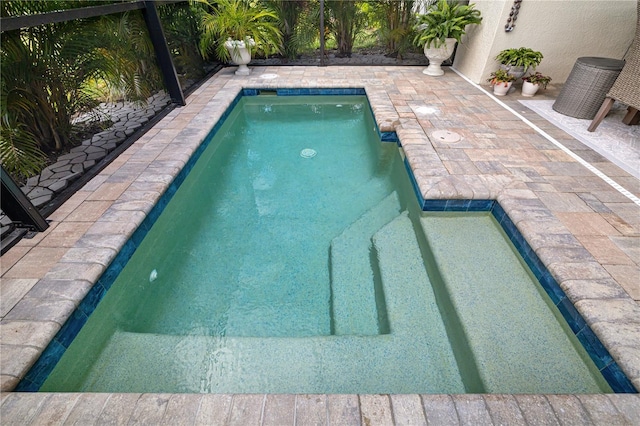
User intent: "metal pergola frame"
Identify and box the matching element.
[0,1,188,253]
[1,166,49,255]
[0,0,186,105]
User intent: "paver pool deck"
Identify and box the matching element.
[1,66,639,424]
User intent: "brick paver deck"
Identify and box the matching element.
[1,66,639,424]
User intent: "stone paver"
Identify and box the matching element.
[228,394,264,426]
[1,66,639,424]
[452,395,493,425]
[0,278,39,317]
[576,394,630,425]
[64,393,110,424]
[195,394,233,425]
[514,395,560,425]
[27,392,82,425]
[96,393,141,425]
[421,394,459,425]
[0,392,50,425]
[162,394,203,425]
[0,319,60,348]
[545,394,593,426]
[1,247,67,279]
[602,264,640,300]
[296,395,328,425]
[360,394,394,426]
[328,394,361,425]
[37,221,93,248]
[127,393,171,425]
[263,394,295,426]
[483,394,527,426]
[609,394,640,424]
[390,394,428,425]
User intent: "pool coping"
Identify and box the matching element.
[1,66,639,423]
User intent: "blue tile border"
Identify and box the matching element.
[404,157,426,208]
[381,132,399,143]
[242,88,367,97]
[272,88,366,96]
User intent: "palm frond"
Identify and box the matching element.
[197,0,282,62]
[0,115,47,179]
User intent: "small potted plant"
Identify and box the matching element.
[413,0,482,76]
[495,47,543,79]
[521,72,552,97]
[488,69,516,96]
[198,0,282,75]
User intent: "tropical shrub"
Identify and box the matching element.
[268,0,308,60]
[413,0,482,49]
[287,1,323,56]
[159,2,207,81]
[375,0,420,58]
[0,1,164,178]
[1,2,101,175]
[91,11,164,102]
[197,0,282,62]
[325,0,367,57]
[0,104,47,178]
[495,47,543,70]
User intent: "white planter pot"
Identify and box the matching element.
[492,81,513,96]
[521,80,540,97]
[422,38,457,76]
[225,38,254,76]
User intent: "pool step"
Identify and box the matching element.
[417,213,610,393]
[372,212,449,334]
[329,191,401,335]
[367,210,464,386]
[47,214,469,395]
[62,327,465,394]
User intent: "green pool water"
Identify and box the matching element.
[41,95,611,394]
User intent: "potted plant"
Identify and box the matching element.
[413,0,482,76]
[198,0,282,75]
[488,69,516,96]
[521,72,552,97]
[495,47,543,79]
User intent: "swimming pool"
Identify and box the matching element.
[21,89,634,394]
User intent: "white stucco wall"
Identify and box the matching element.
[453,0,638,84]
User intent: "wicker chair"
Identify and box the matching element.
[588,2,640,132]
